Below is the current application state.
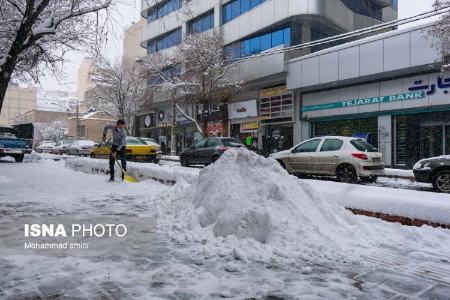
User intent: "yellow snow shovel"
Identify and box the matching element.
[116,159,138,183]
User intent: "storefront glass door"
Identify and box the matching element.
[420,125,443,159]
[446,125,450,155]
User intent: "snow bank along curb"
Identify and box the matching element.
[307,180,450,227]
[64,155,450,229]
[65,157,198,185]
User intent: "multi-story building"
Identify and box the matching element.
[0,86,37,126]
[138,0,398,154]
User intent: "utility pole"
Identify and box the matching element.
[75,100,80,139]
[171,97,177,156]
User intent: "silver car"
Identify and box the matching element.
[270,136,385,183]
[52,140,74,155]
[36,141,56,153]
[68,140,96,156]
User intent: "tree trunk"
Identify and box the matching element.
[170,99,177,156]
[0,70,12,114]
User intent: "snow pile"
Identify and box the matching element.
[186,149,371,262]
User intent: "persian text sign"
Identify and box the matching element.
[302,91,426,112]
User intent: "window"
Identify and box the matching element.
[224,26,291,59]
[147,28,182,54]
[206,138,220,147]
[339,0,382,21]
[351,139,377,152]
[189,10,214,34]
[222,0,266,23]
[320,139,344,152]
[147,0,182,24]
[195,139,207,148]
[293,139,322,153]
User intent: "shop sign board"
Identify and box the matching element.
[260,85,287,98]
[240,122,259,132]
[302,91,426,112]
[207,121,224,136]
[228,100,258,119]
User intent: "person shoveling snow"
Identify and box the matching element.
[102,119,136,182]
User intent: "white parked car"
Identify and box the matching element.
[270,136,385,183]
[36,141,56,153]
[68,140,96,156]
[52,140,74,155]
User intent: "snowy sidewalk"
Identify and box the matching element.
[2,154,450,299]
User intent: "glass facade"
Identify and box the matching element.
[395,112,450,168]
[147,0,182,24]
[147,28,182,54]
[340,0,383,21]
[223,0,267,24]
[188,10,214,34]
[224,26,291,59]
[313,117,379,148]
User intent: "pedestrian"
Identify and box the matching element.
[160,140,167,155]
[245,134,253,150]
[102,119,127,182]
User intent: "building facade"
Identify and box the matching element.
[287,22,449,168]
[68,111,116,142]
[138,0,398,155]
[0,86,36,126]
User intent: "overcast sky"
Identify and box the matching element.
[39,0,437,93]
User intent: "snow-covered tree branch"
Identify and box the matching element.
[429,0,450,70]
[0,0,113,112]
[89,58,149,134]
[139,31,241,137]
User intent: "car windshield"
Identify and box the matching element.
[350,139,377,152]
[127,137,147,145]
[222,139,244,147]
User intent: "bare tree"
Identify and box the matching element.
[140,31,241,138]
[0,0,113,112]
[89,58,149,134]
[34,118,67,145]
[429,0,450,70]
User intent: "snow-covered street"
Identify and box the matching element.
[1,151,450,299]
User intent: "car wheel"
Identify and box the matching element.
[336,164,357,183]
[181,156,190,167]
[361,176,378,183]
[211,155,220,164]
[432,170,450,193]
[277,160,287,170]
[14,154,24,163]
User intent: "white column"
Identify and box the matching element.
[378,115,392,167]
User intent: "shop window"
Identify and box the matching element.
[395,112,450,168]
[314,117,378,148]
[320,139,344,152]
[293,139,322,153]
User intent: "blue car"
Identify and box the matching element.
[0,126,32,162]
